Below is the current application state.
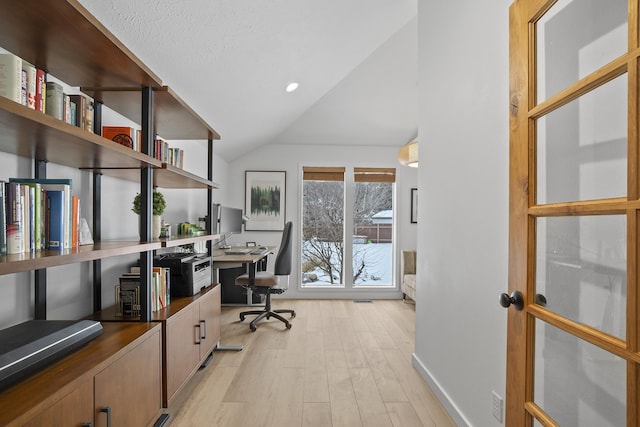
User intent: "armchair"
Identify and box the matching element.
[401,250,416,302]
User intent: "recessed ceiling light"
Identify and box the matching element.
[285,82,299,93]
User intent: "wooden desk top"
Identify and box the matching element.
[212,246,276,263]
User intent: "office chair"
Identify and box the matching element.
[235,221,295,331]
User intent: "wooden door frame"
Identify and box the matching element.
[508,0,640,425]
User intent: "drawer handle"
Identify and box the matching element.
[200,320,206,339]
[195,325,201,345]
[100,406,111,427]
[81,423,93,427]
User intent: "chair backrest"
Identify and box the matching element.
[401,250,416,275]
[274,221,293,276]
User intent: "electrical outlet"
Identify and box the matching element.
[492,390,503,423]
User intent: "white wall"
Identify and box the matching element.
[225,143,417,299]
[414,1,510,426]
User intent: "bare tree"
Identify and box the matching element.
[302,180,392,284]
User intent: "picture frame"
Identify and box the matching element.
[244,171,286,231]
[410,188,418,224]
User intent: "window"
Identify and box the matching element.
[301,166,395,289]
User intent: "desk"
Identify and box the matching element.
[213,246,276,306]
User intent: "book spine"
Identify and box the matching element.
[34,69,46,113]
[71,195,79,248]
[0,181,5,255]
[45,81,64,120]
[47,190,64,249]
[63,95,71,124]
[68,94,86,129]
[20,68,27,106]
[84,96,94,133]
[24,62,36,109]
[0,53,22,103]
[70,101,77,126]
[30,184,41,251]
[39,187,46,250]
[5,182,24,254]
[25,185,34,252]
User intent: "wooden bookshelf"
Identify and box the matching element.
[0,1,222,421]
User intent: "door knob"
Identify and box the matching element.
[500,291,524,311]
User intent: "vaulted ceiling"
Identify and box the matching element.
[78,0,418,162]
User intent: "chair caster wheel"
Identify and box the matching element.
[250,324,256,332]
[291,312,296,318]
[239,315,245,322]
[285,322,292,329]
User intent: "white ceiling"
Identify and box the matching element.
[78,0,418,161]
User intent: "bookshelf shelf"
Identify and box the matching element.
[82,86,221,141]
[0,241,161,275]
[0,0,162,89]
[0,97,160,171]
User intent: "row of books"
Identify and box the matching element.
[155,137,185,169]
[0,52,94,133]
[0,178,80,255]
[0,52,184,168]
[116,266,171,315]
[101,126,185,168]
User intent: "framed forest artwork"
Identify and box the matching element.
[244,171,286,231]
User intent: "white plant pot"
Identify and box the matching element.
[152,215,162,239]
[139,215,162,240]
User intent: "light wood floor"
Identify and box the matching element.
[167,299,455,427]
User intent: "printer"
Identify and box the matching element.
[154,253,212,297]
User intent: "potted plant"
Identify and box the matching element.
[132,190,166,238]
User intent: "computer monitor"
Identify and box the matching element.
[218,206,244,235]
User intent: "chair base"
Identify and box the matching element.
[239,291,295,331]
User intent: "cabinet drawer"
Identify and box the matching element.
[94,328,161,427]
[22,379,93,427]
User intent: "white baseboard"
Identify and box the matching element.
[411,353,472,427]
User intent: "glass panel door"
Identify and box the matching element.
[507,0,637,425]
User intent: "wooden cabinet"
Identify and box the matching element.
[0,323,162,427]
[156,285,221,407]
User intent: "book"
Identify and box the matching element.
[0,181,6,255]
[63,95,71,124]
[68,94,94,132]
[102,126,135,149]
[84,96,94,133]
[67,94,84,128]
[5,182,24,254]
[45,81,64,120]
[71,195,79,248]
[20,67,26,106]
[46,190,64,249]
[10,178,72,249]
[21,184,33,252]
[69,101,77,126]
[23,61,36,109]
[0,53,22,103]
[34,69,45,113]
